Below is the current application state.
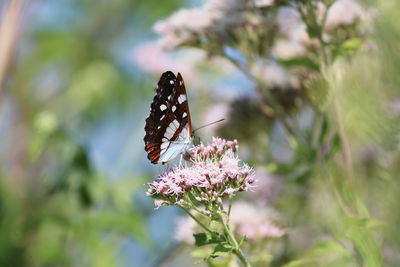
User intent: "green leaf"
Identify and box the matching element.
[304,75,329,110]
[333,38,364,59]
[311,241,350,257]
[344,217,382,267]
[194,232,223,247]
[238,236,247,247]
[283,258,316,267]
[283,240,352,267]
[278,57,320,72]
[306,25,319,39]
[209,242,234,258]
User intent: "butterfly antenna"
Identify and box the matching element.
[193,118,225,133]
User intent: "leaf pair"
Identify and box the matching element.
[194,232,234,259]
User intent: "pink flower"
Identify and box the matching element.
[132,42,174,74]
[175,216,197,244]
[326,0,364,31]
[147,138,254,206]
[250,168,282,204]
[154,200,169,209]
[220,151,240,171]
[229,201,285,242]
[222,188,236,196]
[131,41,205,78]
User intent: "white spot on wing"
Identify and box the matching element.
[178,95,186,104]
[158,124,193,163]
[160,115,165,121]
[182,112,187,118]
[164,119,180,140]
[165,128,174,139]
[172,119,179,128]
[160,104,167,111]
[161,142,169,150]
[172,105,176,112]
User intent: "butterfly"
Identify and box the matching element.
[144,71,193,164]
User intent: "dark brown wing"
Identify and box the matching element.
[144,71,193,164]
[175,72,193,137]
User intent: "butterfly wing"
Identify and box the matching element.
[144,71,193,164]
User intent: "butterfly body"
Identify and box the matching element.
[144,71,193,164]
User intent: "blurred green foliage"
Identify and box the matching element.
[0,0,184,266]
[1,0,400,266]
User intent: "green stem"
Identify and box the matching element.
[314,2,355,180]
[333,98,354,179]
[227,196,233,225]
[296,1,354,179]
[282,116,308,146]
[180,207,214,235]
[218,214,251,267]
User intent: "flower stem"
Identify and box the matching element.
[227,196,233,225]
[333,98,354,179]
[313,2,355,180]
[180,207,214,235]
[218,214,251,267]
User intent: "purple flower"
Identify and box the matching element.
[147,137,254,207]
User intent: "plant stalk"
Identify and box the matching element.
[218,214,251,267]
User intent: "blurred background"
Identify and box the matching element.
[0,0,399,266]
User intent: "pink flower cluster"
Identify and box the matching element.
[191,137,238,159]
[230,201,285,242]
[153,0,263,49]
[146,137,255,208]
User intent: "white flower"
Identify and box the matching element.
[276,7,319,53]
[204,0,244,15]
[252,62,294,87]
[254,0,274,8]
[153,8,215,49]
[326,0,364,31]
[277,7,302,38]
[272,39,307,60]
[152,0,252,49]
[155,8,214,34]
